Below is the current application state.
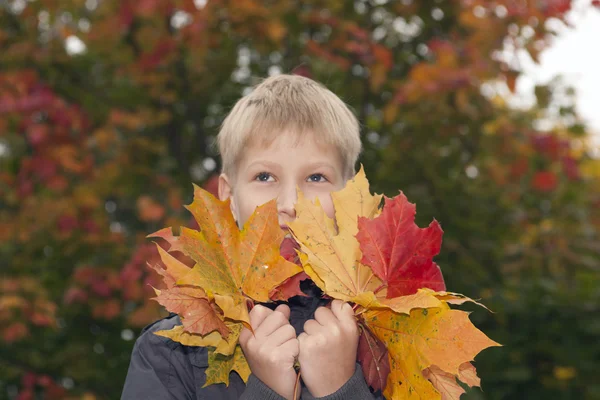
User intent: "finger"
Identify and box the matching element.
[302,319,322,335]
[249,305,273,330]
[239,326,251,347]
[330,300,357,333]
[254,308,291,337]
[314,305,338,327]
[297,332,308,346]
[274,304,291,320]
[270,324,297,347]
[241,305,271,345]
[277,337,300,360]
[330,300,353,321]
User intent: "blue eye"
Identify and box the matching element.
[308,174,327,183]
[255,172,273,182]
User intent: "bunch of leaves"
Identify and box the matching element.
[149,167,500,398]
[146,184,302,386]
[288,168,500,399]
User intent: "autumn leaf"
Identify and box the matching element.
[153,320,249,385]
[289,167,385,305]
[204,345,251,386]
[147,185,301,386]
[423,363,480,400]
[362,305,500,399]
[455,362,481,388]
[151,185,301,327]
[177,185,301,300]
[357,325,390,392]
[269,237,310,300]
[155,325,223,348]
[429,289,491,311]
[269,271,310,301]
[150,245,229,337]
[356,193,446,298]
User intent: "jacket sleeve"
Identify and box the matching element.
[240,375,287,400]
[121,314,289,400]
[301,364,385,400]
[121,315,196,400]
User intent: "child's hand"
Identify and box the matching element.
[239,304,299,400]
[298,300,359,397]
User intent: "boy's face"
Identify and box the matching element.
[218,131,346,230]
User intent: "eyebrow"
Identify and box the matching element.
[303,162,338,172]
[245,160,282,170]
[246,160,338,171]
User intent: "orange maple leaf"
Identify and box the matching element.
[423,363,481,400]
[363,305,500,399]
[150,245,229,338]
[150,185,301,328]
[147,185,301,385]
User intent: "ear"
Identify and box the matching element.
[218,173,238,219]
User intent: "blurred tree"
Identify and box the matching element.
[1,0,599,399]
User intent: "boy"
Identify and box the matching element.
[122,74,383,399]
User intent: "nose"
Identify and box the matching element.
[277,183,297,222]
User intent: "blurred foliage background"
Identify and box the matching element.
[1,0,600,399]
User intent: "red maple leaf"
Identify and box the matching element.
[357,326,390,392]
[356,193,445,298]
[269,237,309,301]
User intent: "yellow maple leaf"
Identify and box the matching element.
[289,167,384,303]
[363,304,500,399]
[204,345,251,386]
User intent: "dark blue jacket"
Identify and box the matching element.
[121,286,384,399]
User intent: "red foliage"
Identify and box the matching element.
[357,194,446,298]
[357,327,390,392]
[562,156,580,181]
[3,322,29,343]
[269,238,309,300]
[531,171,558,192]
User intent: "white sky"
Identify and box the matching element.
[515,0,600,146]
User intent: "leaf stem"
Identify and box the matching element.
[373,283,387,296]
[293,370,302,400]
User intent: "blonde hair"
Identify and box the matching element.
[217,74,361,179]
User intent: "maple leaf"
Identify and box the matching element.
[150,244,229,337]
[269,271,310,301]
[156,321,243,356]
[269,237,310,301]
[204,345,251,386]
[153,185,301,326]
[147,185,301,386]
[357,325,390,392]
[429,289,491,311]
[288,167,385,304]
[362,305,500,399]
[356,192,446,298]
[156,323,251,385]
[423,363,480,400]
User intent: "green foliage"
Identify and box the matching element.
[1,0,599,399]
